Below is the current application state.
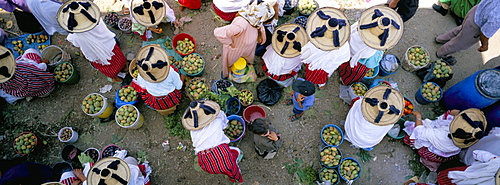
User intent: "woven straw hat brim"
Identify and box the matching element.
[306,7,350,51]
[449,108,487,148]
[496,168,500,185]
[42,182,64,185]
[0,46,15,83]
[131,0,166,27]
[361,86,404,126]
[182,100,221,131]
[87,157,130,185]
[57,0,100,33]
[271,23,309,58]
[136,44,170,83]
[357,6,403,50]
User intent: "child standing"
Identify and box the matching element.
[248,118,283,159]
[285,78,315,122]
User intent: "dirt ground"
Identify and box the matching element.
[1,0,500,184]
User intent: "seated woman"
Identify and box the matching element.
[261,23,307,87]
[131,45,183,116]
[0,47,55,104]
[404,108,487,172]
[436,150,500,185]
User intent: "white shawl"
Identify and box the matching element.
[344,99,393,149]
[25,0,68,35]
[67,19,116,65]
[448,158,500,185]
[213,0,251,12]
[349,22,378,67]
[300,41,350,73]
[262,45,302,75]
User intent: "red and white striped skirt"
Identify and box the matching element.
[437,166,469,185]
[197,143,243,183]
[90,44,127,78]
[139,89,182,110]
[305,64,329,85]
[338,62,368,86]
[262,60,297,81]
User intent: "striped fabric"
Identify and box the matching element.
[0,63,54,97]
[338,62,368,86]
[437,166,469,185]
[198,143,243,183]
[140,89,182,110]
[213,3,237,21]
[60,177,78,185]
[418,147,456,163]
[90,44,127,78]
[261,60,297,81]
[16,52,42,63]
[304,64,329,85]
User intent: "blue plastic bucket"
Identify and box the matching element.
[226,115,246,142]
[442,69,500,110]
[415,82,442,105]
[362,66,379,81]
[318,167,340,185]
[225,97,241,115]
[320,146,343,169]
[320,124,344,147]
[378,54,400,76]
[115,86,139,108]
[482,101,500,134]
[339,157,362,182]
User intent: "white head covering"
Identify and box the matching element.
[66,19,116,65]
[349,22,378,67]
[238,1,276,27]
[25,0,68,35]
[262,45,301,75]
[213,0,251,13]
[300,41,350,74]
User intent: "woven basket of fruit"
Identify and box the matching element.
[238,89,254,107]
[320,146,343,169]
[186,77,208,101]
[13,132,41,155]
[403,45,431,72]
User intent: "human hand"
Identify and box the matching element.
[412,111,422,119]
[42,59,50,65]
[388,2,397,8]
[267,131,279,141]
[478,45,488,52]
[296,94,305,102]
[71,179,82,185]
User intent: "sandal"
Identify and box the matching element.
[441,56,457,66]
[283,99,293,105]
[288,115,301,122]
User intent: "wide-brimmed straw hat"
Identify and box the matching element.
[57,0,100,33]
[0,46,15,83]
[271,23,309,58]
[361,86,404,126]
[87,157,130,185]
[42,183,64,185]
[131,0,166,27]
[238,1,275,27]
[449,108,487,148]
[306,7,350,51]
[496,168,500,185]
[135,44,170,83]
[182,100,221,131]
[357,6,403,50]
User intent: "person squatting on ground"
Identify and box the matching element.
[182,100,243,183]
[58,0,127,83]
[284,78,315,122]
[128,0,177,41]
[131,45,183,116]
[214,0,275,79]
[300,7,351,89]
[432,0,481,26]
[248,117,283,159]
[403,108,487,172]
[387,0,419,22]
[435,0,500,66]
[0,46,55,104]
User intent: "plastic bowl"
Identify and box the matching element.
[387,118,406,139]
[320,124,344,147]
[180,53,205,77]
[226,115,246,142]
[13,132,41,155]
[415,82,443,105]
[103,12,119,28]
[101,144,122,159]
[318,167,340,185]
[297,0,318,16]
[58,127,78,143]
[243,105,266,123]
[225,97,241,115]
[319,146,343,169]
[339,157,362,182]
[363,66,379,80]
[173,33,196,56]
[84,148,101,162]
[115,85,139,108]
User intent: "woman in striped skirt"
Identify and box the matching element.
[0,47,55,104]
[131,45,184,116]
[214,1,275,78]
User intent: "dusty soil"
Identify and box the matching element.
[1,0,499,185]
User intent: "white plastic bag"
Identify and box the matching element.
[339,84,359,104]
